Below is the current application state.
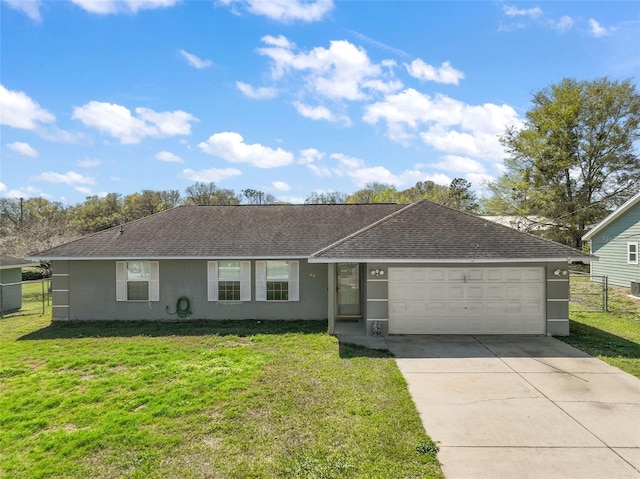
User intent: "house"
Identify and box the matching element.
[0,255,34,314]
[28,200,591,336]
[582,191,640,291]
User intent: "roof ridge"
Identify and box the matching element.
[310,201,422,258]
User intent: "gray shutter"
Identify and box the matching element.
[240,261,251,301]
[256,261,266,301]
[288,261,299,301]
[116,261,127,301]
[207,261,218,301]
[149,261,160,301]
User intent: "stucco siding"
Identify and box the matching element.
[589,204,640,288]
[55,259,328,321]
[0,267,23,313]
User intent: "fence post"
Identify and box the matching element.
[604,276,608,312]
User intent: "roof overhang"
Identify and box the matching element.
[25,255,310,261]
[582,191,640,241]
[308,257,595,264]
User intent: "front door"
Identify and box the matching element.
[337,263,361,317]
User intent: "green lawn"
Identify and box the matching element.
[562,284,640,378]
[0,283,442,479]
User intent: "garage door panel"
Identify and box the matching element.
[388,267,545,335]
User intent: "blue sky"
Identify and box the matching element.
[1,0,639,205]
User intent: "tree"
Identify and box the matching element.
[346,183,399,203]
[184,182,240,205]
[445,178,478,213]
[68,193,124,234]
[124,189,179,220]
[241,189,277,205]
[398,180,450,204]
[0,197,73,256]
[487,77,640,246]
[304,191,349,204]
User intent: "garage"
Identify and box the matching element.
[388,266,546,335]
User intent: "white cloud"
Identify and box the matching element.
[551,15,573,33]
[6,141,38,157]
[363,88,521,159]
[589,18,614,37]
[431,155,486,174]
[272,181,290,191]
[75,186,93,195]
[221,0,333,23]
[198,131,294,168]
[0,85,55,129]
[405,59,464,85]
[72,101,197,144]
[0,182,5,192]
[328,153,450,188]
[182,167,242,183]
[236,82,278,99]
[2,0,42,21]
[293,101,351,124]
[77,158,101,167]
[32,170,96,185]
[156,151,183,163]
[179,49,213,69]
[257,35,401,102]
[307,164,333,177]
[70,0,179,15]
[298,148,325,164]
[503,5,543,18]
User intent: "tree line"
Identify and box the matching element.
[0,178,477,257]
[1,76,639,256]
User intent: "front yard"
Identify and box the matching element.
[562,284,640,378]
[0,284,442,479]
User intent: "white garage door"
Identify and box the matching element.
[388,267,545,335]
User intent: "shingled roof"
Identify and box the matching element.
[29,203,404,259]
[310,201,590,262]
[29,201,590,262]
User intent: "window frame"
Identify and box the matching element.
[628,242,639,265]
[207,261,251,302]
[116,261,159,302]
[256,260,299,302]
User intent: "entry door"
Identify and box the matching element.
[337,263,361,317]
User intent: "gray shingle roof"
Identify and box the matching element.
[30,204,404,259]
[0,255,35,269]
[29,201,590,261]
[311,201,590,261]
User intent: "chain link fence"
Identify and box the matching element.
[569,271,608,313]
[0,279,51,318]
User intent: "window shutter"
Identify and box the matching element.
[256,261,266,301]
[116,261,127,301]
[149,261,160,301]
[207,261,218,301]
[240,261,252,301]
[288,261,299,302]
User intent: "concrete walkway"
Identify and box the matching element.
[382,335,640,479]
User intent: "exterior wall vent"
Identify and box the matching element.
[631,281,640,297]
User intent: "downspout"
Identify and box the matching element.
[327,263,336,334]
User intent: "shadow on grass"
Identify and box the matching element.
[561,320,640,359]
[18,319,328,340]
[338,342,394,359]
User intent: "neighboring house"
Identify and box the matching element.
[582,191,640,290]
[0,255,34,314]
[29,200,591,336]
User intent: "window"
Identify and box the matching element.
[208,261,251,301]
[116,261,159,301]
[629,242,639,265]
[256,260,299,302]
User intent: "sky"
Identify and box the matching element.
[1,0,639,205]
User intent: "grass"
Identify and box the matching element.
[0,283,443,479]
[562,283,640,378]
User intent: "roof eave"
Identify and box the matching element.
[582,192,640,241]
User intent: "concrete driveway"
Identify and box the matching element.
[386,335,640,479]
